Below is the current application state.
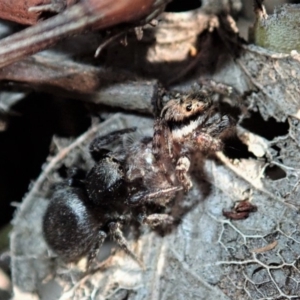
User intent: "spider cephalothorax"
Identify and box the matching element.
[153,90,234,190]
[160,91,212,123]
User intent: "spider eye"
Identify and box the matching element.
[186,104,192,111]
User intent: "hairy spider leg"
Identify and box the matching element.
[152,119,174,160]
[201,114,233,137]
[152,119,175,186]
[175,156,192,191]
[192,114,233,152]
[108,222,144,268]
[140,213,175,227]
[87,231,107,269]
[127,186,182,206]
[194,132,224,152]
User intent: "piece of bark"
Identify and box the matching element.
[0,0,77,25]
[0,0,171,69]
[0,54,158,113]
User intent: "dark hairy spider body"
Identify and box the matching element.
[43,88,235,267]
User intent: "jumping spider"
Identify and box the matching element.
[43,88,234,267]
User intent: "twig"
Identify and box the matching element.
[0,55,158,114]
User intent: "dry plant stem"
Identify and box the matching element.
[89,81,158,113]
[251,240,278,254]
[0,55,158,113]
[94,31,126,57]
[0,0,169,68]
[0,56,129,94]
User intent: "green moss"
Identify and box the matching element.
[250,4,300,53]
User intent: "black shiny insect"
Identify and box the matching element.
[43,89,235,267]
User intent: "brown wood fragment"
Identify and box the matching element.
[222,210,250,220]
[0,0,51,25]
[0,0,77,25]
[223,199,258,220]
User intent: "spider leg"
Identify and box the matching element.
[152,119,165,160]
[166,128,174,159]
[152,119,173,160]
[176,156,192,191]
[127,186,182,206]
[194,114,234,152]
[152,119,174,184]
[192,114,233,153]
[195,113,234,153]
[195,132,224,152]
[139,213,175,227]
[108,222,144,267]
[87,231,107,269]
[199,79,234,97]
[202,114,234,138]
